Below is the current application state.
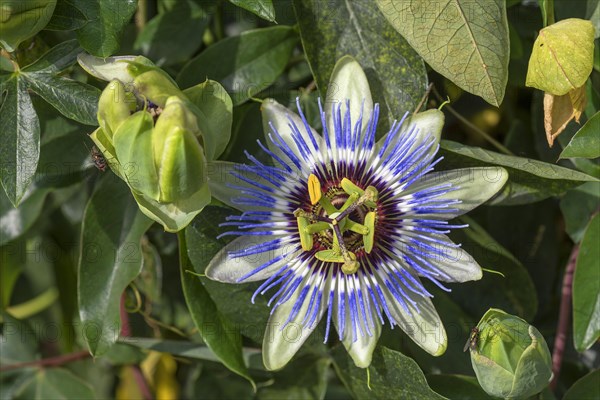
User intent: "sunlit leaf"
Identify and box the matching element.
[376,0,509,106]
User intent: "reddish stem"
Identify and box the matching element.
[120,292,153,400]
[0,350,90,372]
[550,244,579,390]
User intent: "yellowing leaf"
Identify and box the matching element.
[527,18,595,96]
[543,85,587,147]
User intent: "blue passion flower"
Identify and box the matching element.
[206,56,508,370]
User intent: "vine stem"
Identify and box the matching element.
[431,87,514,156]
[0,351,90,373]
[550,244,579,390]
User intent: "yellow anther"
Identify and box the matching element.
[308,173,322,205]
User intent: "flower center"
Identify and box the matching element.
[294,174,379,274]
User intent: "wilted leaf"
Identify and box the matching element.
[560,111,600,159]
[543,85,587,146]
[526,18,595,95]
[376,0,509,107]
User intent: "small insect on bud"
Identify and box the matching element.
[90,146,107,172]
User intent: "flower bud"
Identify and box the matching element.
[470,308,553,399]
[151,96,206,203]
[97,80,136,141]
[0,0,56,52]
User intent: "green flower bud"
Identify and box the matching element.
[0,0,56,52]
[97,80,136,141]
[151,96,206,203]
[470,308,553,399]
[131,68,185,108]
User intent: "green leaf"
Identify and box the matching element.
[78,175,153,356]
[560,111,600,159]
[526,18,595,95]
[332,346,446,400]
[294,0,427,135]
[376,0,509,107]
[0,315,38,365]
[0,245,23,307]
[563,369,600,400]
[34,130,94,189]
[134,0,214,66]
[72,0,137,57]
[560,182,600,243]
[228,0,276,22]
[426,374,494,400]
[449,216,538,321]
[438,140,598,205]
[0,185,49,246]
[45,0,88,31]
[22,40,82,74]
[184,80,233,160]
[11,368,95,400]
[23,73,100,125]
[257,355,330,400]
[572,213,600,351]
[0,0,57,52]
[538,0,555,27]
[181,218,255,389]
[177,26,298,105]
[120,337,261,366]
[0,76,40,207]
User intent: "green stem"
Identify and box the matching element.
[432,87,514,156]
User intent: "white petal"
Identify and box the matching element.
[404,233,483,283]
[380,281,447,356]
[325,56,373,140]
[376,109,444,160]
[263,273,329,370]
[402,167,509,218]
[205,235,299,283]
[261,99,322,168]
[334,274,381,368]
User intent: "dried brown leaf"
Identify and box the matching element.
[543,85,587,147]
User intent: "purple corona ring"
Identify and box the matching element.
[206,57,508,370]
